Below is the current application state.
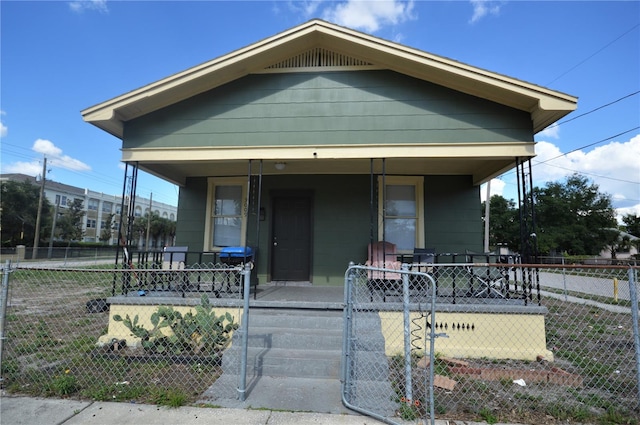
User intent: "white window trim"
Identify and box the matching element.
[377,176,425,252]
[204,177,248,251]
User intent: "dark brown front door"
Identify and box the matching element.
[271,195,312,281]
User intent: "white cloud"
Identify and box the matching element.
[533,134,640,214]
[469,0,502,24]
[616,204,640,223]
[480,178,506,203]
[538,124,560,139]
[2,161,44,176]
[321,0,415,33]
[32,139,92,172]
[0,112,6,137]
[68,0,108,14]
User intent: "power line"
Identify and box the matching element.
[543,91,640,130]
[546,23,640,86]
[535,126,640,166]
[531,159,640,186]
[497,126,640,188]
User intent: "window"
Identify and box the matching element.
[378,176,424,252]
[55,195,68,207]
[88,199,99,211]
[134,206,142,217]
[115,205,122,215]
[87,219,97,228]
[205,178,247,249]
[103,202,113,213]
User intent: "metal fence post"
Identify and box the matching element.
[628,267,640,408]
[562,257,568,301]
[0,260,11,379]
[401,263,412,405]
[237,263,252,401]
[341,262,355,404]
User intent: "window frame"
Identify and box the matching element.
[204,177,248,251]
[377,176,425,253]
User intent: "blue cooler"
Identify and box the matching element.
[219,246,254,265]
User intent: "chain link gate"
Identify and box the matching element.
[342,262,640,425]
[342,263,439,425]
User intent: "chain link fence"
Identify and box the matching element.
[0,262,249,406]
[1,260,639,424]
[343,262,640,425]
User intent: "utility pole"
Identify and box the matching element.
[48,196,60,259]
[32,157,47,260]
[483,180,491,253]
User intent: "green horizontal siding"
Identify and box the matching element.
[174,177,208,250]
[124,70,533,149]
[424,175,483,255]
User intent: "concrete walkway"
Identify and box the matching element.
[0,396,526,425]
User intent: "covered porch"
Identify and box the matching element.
[114,155,540,288]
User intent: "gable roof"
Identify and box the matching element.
[82,19,576,138]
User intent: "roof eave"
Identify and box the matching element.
[82,19,577,139]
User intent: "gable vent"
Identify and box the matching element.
[266,47,373,69]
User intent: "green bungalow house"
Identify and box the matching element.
[82,19,577,287]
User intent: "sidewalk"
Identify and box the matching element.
[0,395,522,425]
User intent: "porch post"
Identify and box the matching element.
[382,158,386,256]
[244,160,252,255]
[254,160,263,265]
[115,162,129,268]
[369,159,374,260]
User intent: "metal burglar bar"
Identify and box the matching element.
[342,263,438,425]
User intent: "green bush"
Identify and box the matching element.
[113,294,238,356]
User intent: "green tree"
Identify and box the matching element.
[58,198,85,244]
[482,195,520,252]
[534,174,616,256]
[99,213,115,244]
[0,179,52,246]
[133,212,177,249]
[622,213,640,255]
[622,213,640,237]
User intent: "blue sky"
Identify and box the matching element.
[1,1,639,219]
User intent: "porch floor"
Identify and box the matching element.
[110,284,540,314]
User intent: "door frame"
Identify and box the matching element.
[267,190,314,283]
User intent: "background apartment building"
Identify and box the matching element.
[1,173,176,246]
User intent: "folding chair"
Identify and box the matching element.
[411,248,436,294]
[365,241,402,301]
[465,250,506,299]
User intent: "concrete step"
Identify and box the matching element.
[217,309,346,380]
[247,309,343,330]
[245,326,343,350]
[256,347,342,379]
[223,346,342,379]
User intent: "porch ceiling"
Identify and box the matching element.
[134,157,518,187]
[124,141,534,186]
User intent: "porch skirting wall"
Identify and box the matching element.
[378,305,551,361]
[100,295,550,362]
[98,300,241,348]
